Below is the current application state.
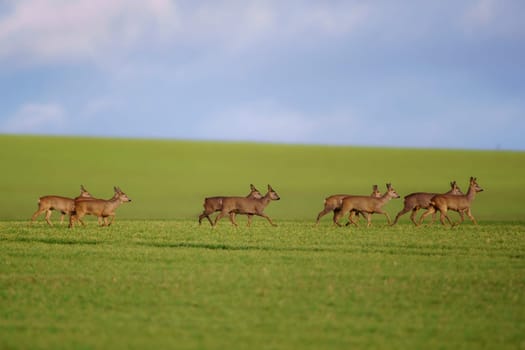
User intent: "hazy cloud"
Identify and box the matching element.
[0,1,523,150]
[200,101,361,145]
[0,1,369,66]
[1,103,66,133]
[0,0,178,64]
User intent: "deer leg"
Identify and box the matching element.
[408,208,419,226]
[331,209,346,226]
[392,206,412,225]
[373,209,391,226]
[199,211,214,226]
[383,212,392,225]
[454,209,465,225]
[44,210,54,226]
[430,210,437,225]
[333,209,344,227]
[247,214,253,227]
[69,213,79,228]
[198,212,205,225]
[418,207,434,226]
[107,215,115,226]
[30,207,46,224]
[345,212,353,226]
[213,211,227,227]
[316,207,333,225]
[439,209,454,226]
[228,212,239,227]
[351,211,361,225]
[366,213,373,227]
[257,213,277,227]
[345,211,359,227]
[465,208,478,225]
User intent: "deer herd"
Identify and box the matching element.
[30,186,132,228]
[30,177,484,229]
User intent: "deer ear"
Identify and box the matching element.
[114,186,119,192]
[373,185,378,190]
[267,184,272,191]
[250,184,256,190]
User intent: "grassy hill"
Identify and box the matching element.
[1,135,524,222]
[2,135,524,349]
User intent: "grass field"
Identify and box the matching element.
[1,220,524,349]
[1,135,524,349]
[1,135,524,222]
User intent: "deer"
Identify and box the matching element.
[199,184,263,226]
[31,185,93,226]
[213,184,280,227]
[315,185,382,226]
[333,183,400,227]
[391,181,464,226]
[69,186,132,228]
[419,177,484,227]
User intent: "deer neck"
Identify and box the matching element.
[105,197,122,210]
[378,192,392,205]
[466,184,477,203]
[259,193,272,207]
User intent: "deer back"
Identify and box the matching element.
[323,194,349,211]
[39,195,75,213]
[37,185,93,213]
[432,177,482,211]
[325,185,382,210]
[342,183,399,212]
[221,185,279,214]
[403,181,464,208]
[75,187,131,216]
[203,184,262,211]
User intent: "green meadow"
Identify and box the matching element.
[1,135,524,222]
[1,135,524,349]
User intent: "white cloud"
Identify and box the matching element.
[199,101,360,145]
[0,0,178,64]
[183,2,369,50]
[1,103,66,133]
[466,0,495,24]
[0,0,369,66]
[461,0,525,38]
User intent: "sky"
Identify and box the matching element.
[0,0,524,150]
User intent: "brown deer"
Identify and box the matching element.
[391,181,464,226]
[419,177,483,226]
[199,184,263,226]
[69,186,132,228]
[334,183,400,227]
[213,184,280,227]
[31,185,93,226]
[315,185,382,226]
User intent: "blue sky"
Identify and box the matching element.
[1,0,524,150]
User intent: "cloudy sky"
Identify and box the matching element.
[0,0,524,150]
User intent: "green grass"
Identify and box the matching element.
[1,220,524,349]
[1,135,524,222]
[1,135,524,349]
